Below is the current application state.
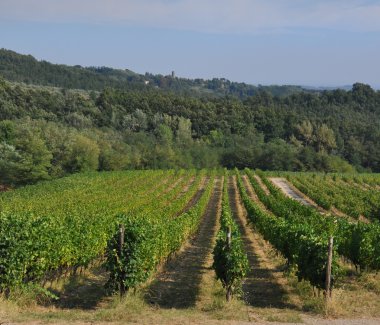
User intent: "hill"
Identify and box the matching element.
[1,49,380,186]
[0,48,305,98]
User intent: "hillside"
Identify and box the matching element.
[0,48,305,98]
[1,49,380,186]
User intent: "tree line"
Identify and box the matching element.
[1,75,380,186]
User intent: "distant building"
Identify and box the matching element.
[171,71,175,78]
[144,80,150,85]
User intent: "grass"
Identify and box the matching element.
[286,265,380,319]
[331,270,380,318]
[254,233,380,320]
[1,264,380,324]
[0,290,250,325]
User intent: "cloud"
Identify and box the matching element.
[1,0,380,33]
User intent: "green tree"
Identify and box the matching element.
[0,129,52,185]
[0,143,22,184]
[296,120,313,146]
[314,124,337,153]
[65,135,100,172]
[176,117,192,147]
[0,120,16,142]
[156,124,173,147]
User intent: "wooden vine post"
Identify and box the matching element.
[119,224,126,297]
[226,226,232,302]
[325,236,334,305]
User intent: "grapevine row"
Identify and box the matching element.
[286,173,380,221]
[0,170,200,291]
[236,169,339,290]
[212,172,248,300]
[250,170,380,271]
[105,171,217,291]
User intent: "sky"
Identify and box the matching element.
[0,0,379,87]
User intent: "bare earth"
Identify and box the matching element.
[269,177,317,208]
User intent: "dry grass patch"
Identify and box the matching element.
[330,272,380,318]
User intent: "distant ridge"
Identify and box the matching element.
[0,48,307,98]
[302,85,353,91]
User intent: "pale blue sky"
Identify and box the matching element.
[0,0,379,87]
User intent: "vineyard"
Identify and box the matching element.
[1,169,380,323]
[282,172,380,222]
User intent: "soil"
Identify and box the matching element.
[0,184,11,192]
[269,177,318,208]
[50,265,109,310]
[145,177,223,308]
[175,177,209,217]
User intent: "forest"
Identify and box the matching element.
[1,49,380,186]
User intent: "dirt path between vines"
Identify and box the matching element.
[269,177,319,209]
[228,176,299,310]
[145,177,222,309]
[175,177,209,217]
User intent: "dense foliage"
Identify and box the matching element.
[212,172,249,300]
[1,49,380,186]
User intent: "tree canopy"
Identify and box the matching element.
[1,50,380,186]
